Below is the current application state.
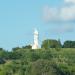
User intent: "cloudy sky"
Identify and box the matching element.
[0,0,75,50]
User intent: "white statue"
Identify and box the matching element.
[32,29,39,49]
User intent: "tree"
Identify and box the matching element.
[12,47,21,51]
[0,58,5,64]
[0,49,8,59]
[63,41,75,48]
[41,39,62,49]
[0,48,4,51]
[22,45,32,49]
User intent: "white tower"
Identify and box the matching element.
[32,29,39,49]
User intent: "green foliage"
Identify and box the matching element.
[41,39,75,49]
[12,47,21,51]
[1,39,75,75]
[63,41,75,48]
[27,59,57,75]
[0,47,75,75]
[22,45,32,49]
[41,39,62,49]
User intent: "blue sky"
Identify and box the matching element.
[0,0,75,50]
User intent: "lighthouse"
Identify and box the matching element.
[32,29,39,49]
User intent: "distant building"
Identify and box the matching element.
[32,29,39,49]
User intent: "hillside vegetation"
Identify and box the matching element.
[0,48,75,75]
[0,39,75,75]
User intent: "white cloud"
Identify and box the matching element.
[43,1,75,22]
[43,6,59,22]
[60,5,75,20]
[64,0,75,3]
[43,5,75,21]
[43,6,60,22]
